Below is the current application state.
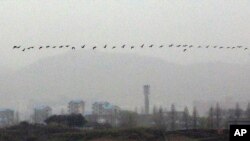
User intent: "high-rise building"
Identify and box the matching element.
[0,109,14,127]
[68,100,85,115]
[144,85,150,114]
[91,101,120,126]
[34,106,52,124]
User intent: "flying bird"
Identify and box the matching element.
[131,46,134,49]
[159,45,164,48]
[65,45,70,47]
[244,48,248,50]
[219,47,224,49]
[121,45,125,48]
[13,46,17,49]
[237,46,242,48]
[39,46,43,49]
[82,45,85,48]
[198,46,202,48]
[206,45,209,48]
[93,46,97,50]
[27,47,34,49]
[176,45,181,47]
[53,46,56,48]
[214,46,217,48]
[46,46,50,48]
[232,47,235,49]
[189,45,193,48]
[183,49,187,52]
[183,45,188,47]
[141,44,144,48]
[22,48,25,52]
[72,47,75,50]
[59,46,63,48]
[112,46,116,49]
[169,44,173,47]
[227,47,231,49]
[149,44,153,47]
[104,45,107,48]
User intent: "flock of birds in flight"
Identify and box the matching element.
[12,44,248,52]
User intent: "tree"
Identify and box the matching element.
[153,106,166,129]
[119,110,138,128]
[208,106,214,129]
[235,103,242,120]
[215,103,221,129]
[170,104,176,131]
[45,114,87,127]
[246,102,250,119]
[192,106,198,129]
[183,106,189,130]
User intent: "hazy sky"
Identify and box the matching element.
[1,0,250,69]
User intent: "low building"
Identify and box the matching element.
[68,100,85,115]
[34,106,52,124]
[0,109,14,127]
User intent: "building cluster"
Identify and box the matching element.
[1,85,250,130]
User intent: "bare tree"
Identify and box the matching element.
[170,104,176,131]
[208,106,214,129]
[215,103,221,129]
[235,103,242,121]
[246,102,250,120]
[193,106,198,129]
[183,106,189,130]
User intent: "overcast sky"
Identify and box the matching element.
[0,0,250,69]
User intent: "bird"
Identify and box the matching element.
[72,47,75,50]
[39,46,43,49]
[159,45,164,48]
[237,46,242,48]
[22,48,25,52]
[13,46,17,49]
[232,47,235,49]
[104,45,107,48]
[59,46,63,48]
[141,44,144,48]
[176,45,181,47]
[206,45,209,48]
[219,46,224,49]
[183,45,188,47]
[53,46,56,48]
[198,46,202,48]
[244,48,248,50]
[131,46,134,49]
[27,47,34,49]
[93,46,97,50]
[112,46,116,49]
[149,44,153,48]
[189,45,193,48]
[214,46,217,48]
[82,45,85,48]
[183,49,187,52]
[169,44,174,47]
[227,47,231,49]
[121,45,125,48]
[46,46,50,48]
[65,45,70,47]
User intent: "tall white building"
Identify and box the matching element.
[68,100,85,115]
[34,106,52,124]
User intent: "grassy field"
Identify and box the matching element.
[0,124,228,141]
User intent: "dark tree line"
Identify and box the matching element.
[44,114,87,127]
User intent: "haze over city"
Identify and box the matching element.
[0,0,249,121]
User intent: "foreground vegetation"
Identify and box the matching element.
[0,123,228,141]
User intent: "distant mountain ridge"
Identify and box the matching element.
[0,51,249,119]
